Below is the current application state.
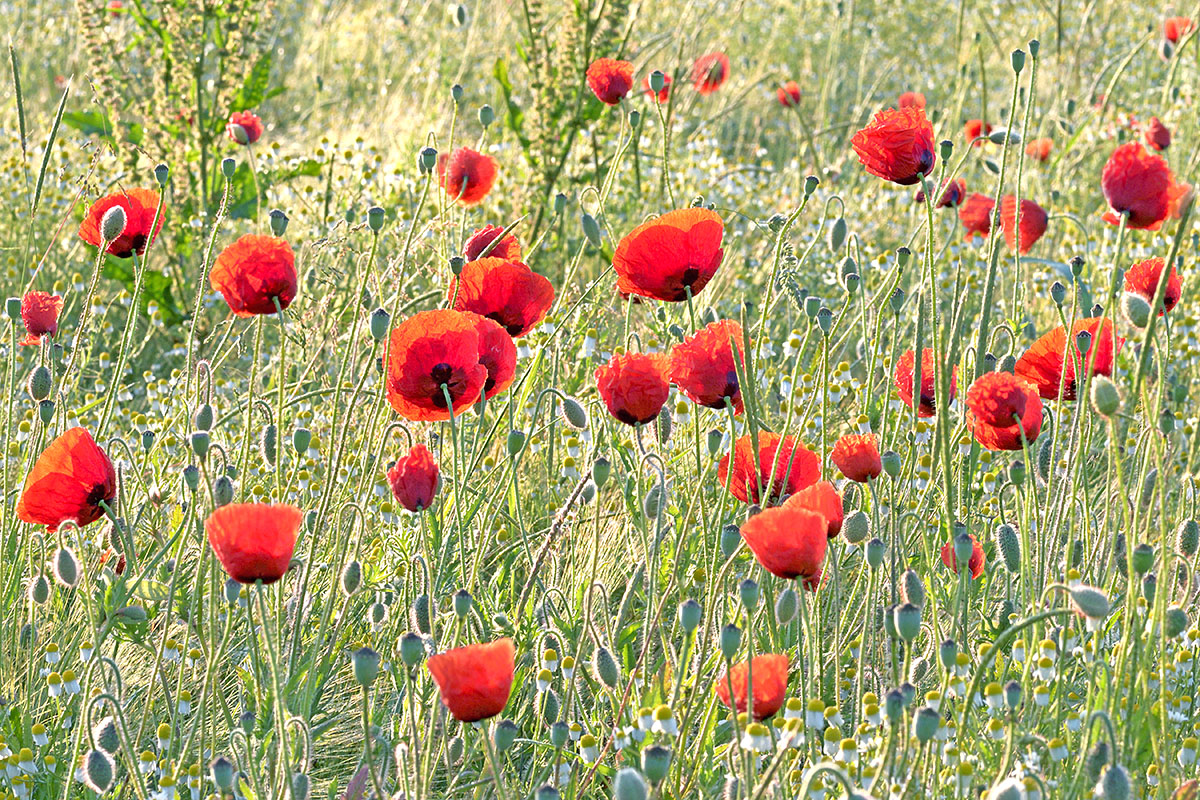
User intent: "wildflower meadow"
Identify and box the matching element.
[3,0,1200,798]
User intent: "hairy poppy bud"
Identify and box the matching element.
[1140,468,1157,508]
[988,128,1020,145]
[100,205,127,243]
[1090,376,1121,418]
[1097,764,1130,800]
[493,719,518,752]
[506,429,526,457]
[53,547,79,588]
[1035,436,1054,483]
[352,646,381,687]
[260,423,278,465]
[656,406,672,443]
[719,624,741,660]
[841,510,870,544]
[913,706,939,743]
[1178,519,1199,557]
[581,213,602,248]
[593,646,620,688]
[866,538,886,569]
[27,365,51,401]
[894,603,921,641]
[829,217,847,251]
[92,716,120,754]
[29,573,50,604]
[994,523,1020,573]
[642,485,665,519]
[1165,605,1189,638]
[411,594,433,634]
[1121,292,1151,328]
[901,570,925,608]
[84,749,115,793]
[560,396,588,430]
[291,772,311,800]
[340,560,362,596]
[775,587,798,624]
[1070,586,1110,620]
[641,745,671,784]
[1160,409,1177,437]
[213,475,234,507]
[613,767,649,800]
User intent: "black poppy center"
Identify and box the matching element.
[721,370,739,399]
[86,484,111,508]
[430,363,454,407]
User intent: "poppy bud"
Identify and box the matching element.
[1070,585,1110,621]
[649,70,666,93]
[775,587,798,624]
[5,296,20,318]
[549,720,569,747]
[591,456,611,488]
[1097,764,1131,800]
[100,205,127,243]
[221,157,236,179]
[894,603,921,641]
[913,706,939,742]
[27,572,51,604]
[1142,573,1156,603]
[535,787,559,800]
[84,748,115,793]
[901,570,925,608]
[938,639,957,670]
[641,745,671,784]
[642,485,665,519]
[884,689,904,723]
[829,217,847,251]
[719,624,741,660]
[1121,292,1150,328]
[560,396,589,430]
[994,523,1020,573]
[581,213,602,248]
[720,524,741,558]
[1140,468,1157,509]
[260,424,277,466]
[613,767,649,800]
[90,716,120,754]
[738,579,759,611]
[210,756,235,793]
[678,599,702,633]
[411,594,433,634]
[52,547,79,588]
[989,128,1020,146]
[592,645,620,688]
[370,602,386,626]
[506,429,526,457]
[27,365,51,401]
[1132,543,1154,575]
[656,406,672,443]
[866,537,886,569]
[1087,375,1121,418]
[291,772,311,800]
[492,719,518,753]
[1165,605,1189,638]
[213,475,234,507]
[229,123,250,145]
[292,427,312,454]
[352,646,381,687]
[838,509,867,544]
[555,193,568,215]
[399,632,425,667]
[804,175,819,195]
[1178,519,1199,557]
[340,561,362,596]
[1160,408,1177,437]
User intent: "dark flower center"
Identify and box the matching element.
[86,484,111,508]
[430,363,454,407]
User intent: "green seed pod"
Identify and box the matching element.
[154,163,170,185]
[865,538,886,569]
[613,767,649,800]
[291,772,311,800]
[901,569,925,608]
[352,646,381,687]
[340,560,363,596]
[707,429,724,456]
[842,510,870,544]
[93,716,120,754]
[419,147,438,174]
[938,639,957,670]
[775,587,798,625]
[535,786,560,800]
[1178,520,1199,557]
[5,297,20,319]
[1050,280,1067,307]
[719,624,742,660]
[912,706,939,743]
[641,745,672,784]
[505,429,526,457]
[1090,376,1121,418]
[292,427,312,454]
[1142,573,1157,604]
[478,104,495,127]
[539,689,560,724]
[678,599,702,633]
[399,633,425,666]
[37,399,53,424]
[738,579,759,612]
[656,406,672,444]
[453,589,472,618]
[995,523,1021,573]
[493,719,518,752]
[268,209,289,237]
[554,193,568,215]
[213,475,234,507]
[884,689,904,723]
[180,464,199,495]
[260,423,278,466]
[720,524,741,558]
[880,450,901,478]
[1007,459,1026,486]
[411,594,433,634]
[221,157,236,179]
[893,603,921,642]
[84,748,115,793]
[1132,543,1155,575]
[368,307,391,341]
[53,547,79,588]
[1140,469,1158,509]
[560,396,588,430]
[27,365,51,401]
[804,296,820,318]
[648,71,666,92]
[804,175,819,195]
[593,646,620,688]
[581,213,603,249]
[446,735,464,765]
[29,574,50,605]
[592,456,611,488]
[190,431,210,459]
[829,217,847,251]
[1165,605,1189,638]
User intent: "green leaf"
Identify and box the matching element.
[61,110,113,138]
[493,58,531,152]
[233,50,275,112]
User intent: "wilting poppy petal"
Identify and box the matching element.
[78,188,163,258]
[715,654,790,720]
[385,309,488,421]
[438,148,497,205]
[613,208,725,302]
[449,257,554,337]
[205,503,302,584]
[427,639,516,722]
[739,505,828,581]
[17,428,116,531]
[1015,317,1123,401]
[718,433,820,506]
[669,319,746,413]
[1124,257,1181,315]
[595,351,670,425]
[19,291,64,346]
[387,444,440,512]
[587,58,634,105]
[210,235,298,317]
[831,434,881,483]
[851,107,936,185]
[894,348,957,417]
[784,480,843,537]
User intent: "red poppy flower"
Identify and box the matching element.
[426,639,516,722]
[438,148,497,205]
[831,434,882,483]
[940,534,986,579]
[613,208,724,302]
[210,235,298,317]
[1124,257,1181,315]
[205,503,302,584]
[959,192,995,240]
[1015,317,1123,401]
[642,73,672,103]
[999,195,1048,254]
[19,291,64,346]
[227,110,264,145]
[448,257,554,337]
[595,351,670,425]
[385,309,488,421]
[692,52,730,95]
[715,654,789,720]
[894,348,957,417]
[78,188,163,258]
[1144,117,1171,151]
[17,428,116,531]
[718,433,821,506]
[387,444,440,512]
[850,107,937,186]
[963,119,991,146]
[915,178,966,208]
[966,373,1042,451]
[784,480,843,537]
[464,225,522,262]
[1164,16,1196,43]
[1025,138,1053,162]
[467,313,517,399]
[898,91,926,109]
[587,58,634,105]
[739,505,828,582]
[1101,142,1186,230]
[669,320,746,413]
[777,81,801,108]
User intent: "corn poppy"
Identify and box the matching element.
[898,91,926,109]
[426,639,516,722]
[851,107,936,186]
[387,444,440,512]
[894,348,957,417]
[940,534,986,579]
[613,208,725,302]
[19,291,64,346]
[966,373,1042,451]
[692,52,730,95]
[1164,16,1196,42]
[914,178,965,208]
[1144,117,1171,151]
[1124,257,1181,314]
[715,654,790,720]
[464,225,522,262]
[205,503,301,584]
[587,58,634,105]
[777,81,801,108]
[438,148,497,205]
[385,309,488,421]
[1015,317,1123,401]
[227,110,264,145]
[642,73,672,103]
[739,505,828,582]
[595,351,670,425]
[831,433,881,483]
[448,257,554,337]
[78,188,162,258]
[958,192,995,240]
[1101,142,1188,230]
[1025,138,1053,162]
[669,320,746,413]
[718,433,820,505]
[999,195,1048,254]
[17,428,116,531]
[467,313,517,399]
[210,235,298,317]
[963,118,991,146]
[784,480,843,537]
